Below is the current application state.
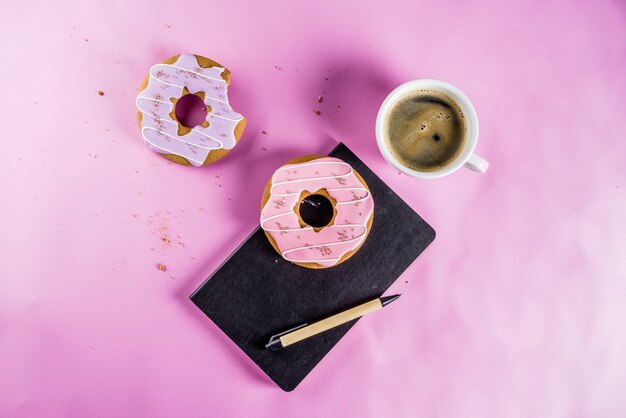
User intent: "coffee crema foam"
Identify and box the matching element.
[384,89,466,172]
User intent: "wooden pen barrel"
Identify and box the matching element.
[280,299,383,347]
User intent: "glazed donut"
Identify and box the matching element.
[135,53,246,166]
[260,156,374,269]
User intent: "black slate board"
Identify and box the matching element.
[190,143,436,391]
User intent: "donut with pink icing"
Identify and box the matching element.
[260,156,374,268]
[135,54,246,166]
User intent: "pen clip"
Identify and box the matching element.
[266,323,308,349]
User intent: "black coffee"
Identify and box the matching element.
[384,89,466,172]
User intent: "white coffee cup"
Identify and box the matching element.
[375,79,488,178]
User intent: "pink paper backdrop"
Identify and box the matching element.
[2,0,625,416]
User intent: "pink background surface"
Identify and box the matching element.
[2,0,626,416]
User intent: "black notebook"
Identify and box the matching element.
[190,143,436,391]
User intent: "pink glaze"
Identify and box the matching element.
[260,157,374,267]
[135,54,243,166]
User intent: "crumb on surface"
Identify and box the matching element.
[97,90,104,96]
[158,263,166,271]
[261,147,267,151]
[337,104,341,108]
[317,96,323,103]
[314,110,321,115]
[324,77,329,81]
[261,131,268,135]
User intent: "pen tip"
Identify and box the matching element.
[380,294,401,307]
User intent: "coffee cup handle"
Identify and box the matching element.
[465,154,489,173]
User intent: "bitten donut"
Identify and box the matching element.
[260,156,374,269]
[135,53,246,166]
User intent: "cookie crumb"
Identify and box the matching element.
[317,96,323,103]
[158,263,166,271]
[324,77,329,81]
[84,38,89,42]
[274,65,282,70]
[337,104,341,108]
[405,280,409,284]
[261,131,268,135]
[261,147,267,151]
[314,110,321,115]
[97,90,104,96]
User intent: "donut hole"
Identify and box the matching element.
[175,93,207,128]
[299,194,334,228]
